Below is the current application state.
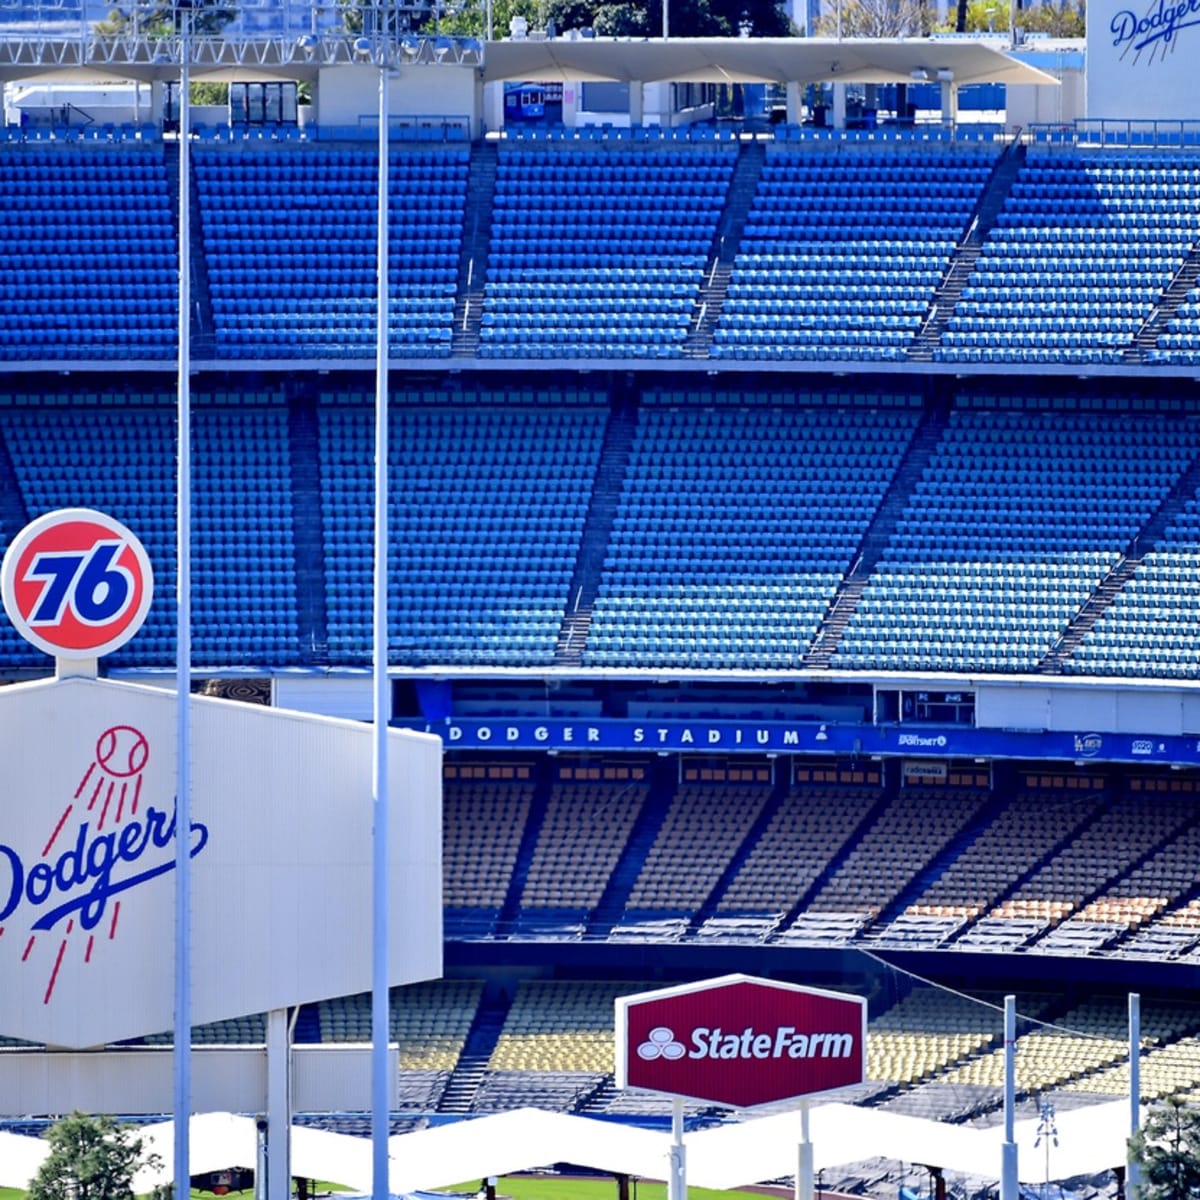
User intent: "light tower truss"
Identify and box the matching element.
[0,0,483,75]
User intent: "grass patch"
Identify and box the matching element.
[435,1178,771,1200]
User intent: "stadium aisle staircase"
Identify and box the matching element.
[554,391,638,666]
[285,387,330,664]
[804,397,950,668]
[907,141,1026,360]
[436,987,512,1114]
[451,139,498,358]
[680,140,766,358]
[585,759,677,938]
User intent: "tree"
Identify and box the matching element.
[929,0,1085,36]
[1130,1097,1200,1200]
[543,0,790,38]
[94,1,237,37]
[812,0,930,37]
[28,1111,161,1200]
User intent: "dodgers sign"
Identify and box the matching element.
[1,509,153,659]
[0,676,443,1049]
[616,974,867,1109]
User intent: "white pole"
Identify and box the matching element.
[370,42,392,1200]
[795,1099,814,1200]
[266,1008,292,1200]
[667,1096,686,1200]
[173,7,193,1198]
[1001,995,1018,1200]
[1128,993,1141,1198]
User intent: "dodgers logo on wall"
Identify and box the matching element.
[1,508,154,659]
[0,721,207,1005]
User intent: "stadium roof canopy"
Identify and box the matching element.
[480,37,1061,87]
[0,33,1058,88]
[0,1101,1138,1192]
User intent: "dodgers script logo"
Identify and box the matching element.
[0,724,207,1004]
[1111,0,1200,63]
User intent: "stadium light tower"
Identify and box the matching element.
[354,6,395,1198]
[174,4,195,1200]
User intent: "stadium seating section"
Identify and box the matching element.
[0,385,1197,679]
[9,130,1200,1150]
[3,136,1200,364]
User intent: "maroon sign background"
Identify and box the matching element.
[616,975,866,1108]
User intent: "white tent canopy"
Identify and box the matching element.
[0,1102,1135,1193]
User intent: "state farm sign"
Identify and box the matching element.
[615,974,866,1108]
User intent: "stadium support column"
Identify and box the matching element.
[786,81,802,125]
[831,84,846,128]
[174,2,194,1197]
[266,1008,292,1200]
[668,1096,687,1200]
[940,80,958,125]
[1001,995,1018,1200]
[630,82,644,127]
[1128,994,1141,1196]
[796,1099,814,1200]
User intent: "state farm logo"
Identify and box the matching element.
[0,723,207,1004]
[638,1023,855,1061]
[638,1027,686,1061]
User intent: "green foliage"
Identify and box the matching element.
[929,0,1085,35]
[1131,1097,1200,1200]
[27,1112,160,1200]
[543,0,790,38]
[94,1,236,36]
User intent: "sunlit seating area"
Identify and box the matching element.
[938,152,1199,364]
[831,395,1200,673]
[196,146,468,357]
[480,146,733,359]
[0,145,176,361]
[712,147,997,361]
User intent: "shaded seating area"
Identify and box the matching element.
[708,776,884,927]
[781,785,993,943]
[480,146,733,359]
[1069,484,1200,676]
[0,145,176,361]
[620,779,775,920]
[712,146,997,362]
[191,390,301,665]
[517,770,650,925]
[879,775,1108,951]
[0,391,178,667]
[442,765,537,936]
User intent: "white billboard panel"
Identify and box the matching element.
[1087,0,1194,119]
[0,676,442,1048]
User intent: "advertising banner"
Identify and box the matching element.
[401,715,1195,766]
[0,677,442,1048]
[616,975,867,1109]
